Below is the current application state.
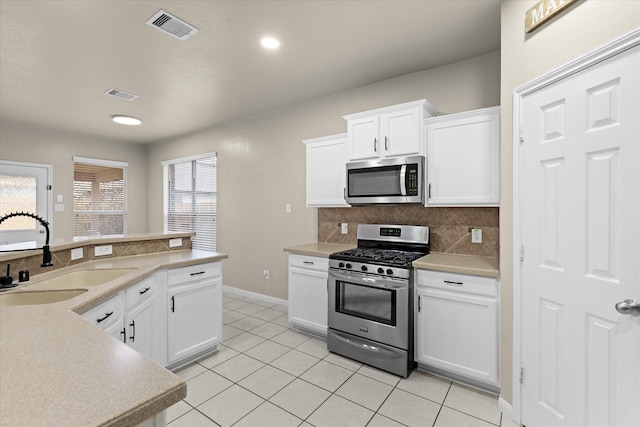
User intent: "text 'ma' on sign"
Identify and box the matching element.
[525,0,579,33]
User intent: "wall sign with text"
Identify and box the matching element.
[525,0,579,33]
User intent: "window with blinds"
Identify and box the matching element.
[73,158,127,237]
[164,154,217,251]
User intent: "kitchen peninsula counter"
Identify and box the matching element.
[0,249,228,427]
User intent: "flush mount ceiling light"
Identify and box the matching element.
[112,115,142,126]
[260,37,280,49]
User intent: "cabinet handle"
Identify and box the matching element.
[444,280,464,286]
[171,296,175,312]
[139,286,150,295]
[418,295,421,312]
[384,136,388,151]
[428,183,432,199]
[303,261,315,265]
[96,311,113,323]
[129,320,135,342]
[190,271,205,276]
[344,187,346,200]
[373,138,377,152]
[121,327,126,343]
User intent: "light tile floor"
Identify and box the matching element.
[167,290,518,427]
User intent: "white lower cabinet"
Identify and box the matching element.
[288,254,328,336]
[415,269,499,390]
[167,262,222,366]
[81,275,162,362]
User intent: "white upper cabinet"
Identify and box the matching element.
[303,133,349,207]
[344,99,437,161]
[425,106,500,206]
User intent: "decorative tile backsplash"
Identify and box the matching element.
[318,206,499,257]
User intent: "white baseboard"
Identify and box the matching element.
[222,284,288,306]
[498,397,520,425]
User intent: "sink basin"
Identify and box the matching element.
[0,289,88,306]
[27,268,137,291]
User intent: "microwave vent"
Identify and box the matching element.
[146,10,199,41]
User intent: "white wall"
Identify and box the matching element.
[146,51,500,300]
[0,119,148,239]
[500,0,640,406]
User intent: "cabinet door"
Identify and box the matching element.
[288,265,328,336]
[380,107,422,157]
[104,318,126,342]
[167,278,221,364]
[415,286,498,387]
[126,296,155,360]
[347,115,379,160]
[426,107,500,206]
[304,134,349,207]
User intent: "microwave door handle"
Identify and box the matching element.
[400,164,407,196]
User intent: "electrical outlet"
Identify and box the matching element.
[94,245,113,257]
[263,269,270,280]
[285,203,291,214]
[70,247,83,261]
[341,223,348,234]
[471,228,482,244]
[169,238,182,248]
[55,204,64,212]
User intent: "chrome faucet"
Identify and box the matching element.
[0,211,53,267]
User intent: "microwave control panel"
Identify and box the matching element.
[406,164,418,196]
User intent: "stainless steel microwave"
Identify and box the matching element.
[346,156,424,205]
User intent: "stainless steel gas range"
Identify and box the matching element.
[327,224,429,378]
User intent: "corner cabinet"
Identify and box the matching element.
[288,254,329,336]
[415,269,499,391]
[303,134,349,207]
[425,106,500,206]
[167,262,222,367]
[344,99,437,161]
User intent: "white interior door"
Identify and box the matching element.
[520,45,639,427]
[0,161,51,245]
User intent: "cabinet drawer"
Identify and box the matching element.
[125,277,154,311]
[81,293,123,330]
[167,262,221,287]
[416,269,498,298]
[288,254,328,272]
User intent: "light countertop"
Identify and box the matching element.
[0,249,228,427]
[283,243,499,278]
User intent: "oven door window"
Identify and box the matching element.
[336,280,396,326]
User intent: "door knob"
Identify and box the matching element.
[615,299,640,315]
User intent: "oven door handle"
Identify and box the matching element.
[329,269,407,290]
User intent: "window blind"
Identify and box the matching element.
[73,160,127,237]
[165,154,217,251]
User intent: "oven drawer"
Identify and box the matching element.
[288,254,329,272]
[416,269,498,298]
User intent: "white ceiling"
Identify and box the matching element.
[0,0,501,143]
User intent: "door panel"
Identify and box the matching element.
[521,45,639,427]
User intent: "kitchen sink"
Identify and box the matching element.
[0,289,88,307]
[26,268,137,291]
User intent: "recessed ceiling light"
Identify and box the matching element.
[112,115,142,126]
[260,37,280,49]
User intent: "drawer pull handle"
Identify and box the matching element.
[190,271,205,276]
[139,287,150,295]
[303,261,315,265]
[444,280,464,286]
[97,311,113,323]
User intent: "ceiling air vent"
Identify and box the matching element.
[146,10,199,41]
[104,88,138,101]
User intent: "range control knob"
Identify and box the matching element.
[377,267,385,274]
[386,269,394,275]
[345,263,352,269]
[361,265,368,272]
[338,262,345,268]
